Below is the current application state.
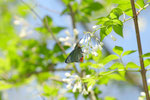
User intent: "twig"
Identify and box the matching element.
[21,0,66,54]
[68,4,78,40]
[68,4,76,29]
[44,17,66,54]
[123,3,150,23]
[130,0,150,100]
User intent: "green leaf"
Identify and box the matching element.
[147,0,150,3]
[100,26,112,41]
[59,97,67,100]
[122,50,137,57]
[101,54,119,65]
[105,96,116,100]
[91,64,104,68]
[43,15,53,26]
[113,46,123,56]
[72,2,78,12]
[43,85,58,97]
[51,27,66,34]
[0,81,13,90]
[112,0,130,4]
[17,4,29,16]
[109,73,125,81]
[118,3,133,16]
[142,53,150,57]
[109,8,123,19]
[135,0,145,9]
[35,27,48,34]
[126,62,140,69]
[62,0,74,5]
[96,17,110,25]
[86,2,103,11]
[110,62,124,70]
[144,59,150,67]
[112,19,123,37]
[113,24,123,37]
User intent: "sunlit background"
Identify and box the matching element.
[1,0,150,100]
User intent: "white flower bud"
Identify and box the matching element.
[140,92,146,96]
[92,25,97,29]
[65,73,71,77]
[73,84,77,92]
[80,38,84,44]
[100,42,104,46]
[66,83,72,89]
[111,35,117,41]
[138,97,144,100]
[87,85,93,92]
[147,79,150,84]
[86,75,91,78]
[91,51,98,56]
[65,30,70,36]
[73,29,79,35]
[59,37,65,41]
[82,88,88,95]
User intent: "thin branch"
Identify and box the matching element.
[21,0,66,54]
[123,3,150,23]
[130,0,150,100]
[44,17,66,54]
[68,4,78,40]
[68,4,76,29]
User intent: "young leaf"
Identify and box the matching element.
[96,17,110,25]
[112,0,130,4]
[135,0,145,9]
[144,59,150,67]
[112,19,123,37]
[109,8,123,19]
[100,26,112,41]
[113,46,123,56]
[122,50,137,57]
[110,62,123,70]
[126,62,140,69]
[142,53,150,57]
[105,96,116,100]
[101,54,119,65]
[113,24,123,37]
[43,16,53,26]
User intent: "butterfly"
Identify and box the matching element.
[65,42,83,63]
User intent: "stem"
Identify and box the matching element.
[130,0,150,100]
[21,0,66,54]
[123,3,150,23]
[68,4,78,40]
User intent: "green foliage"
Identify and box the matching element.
[144,59,150,67]
[147,0,150,3]
[126,62,140,69]
[105,96,116,100]
[142,52,150,57]
[122,50,137,57]
[135,0,145,9]
[97,8,123,41]
[101,54,119,65]
[43,85,59,97]
[113,46,123,56]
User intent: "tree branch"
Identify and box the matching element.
[130,0,150,100]
[21,0,66,54]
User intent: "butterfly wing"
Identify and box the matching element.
[65,45,83,63]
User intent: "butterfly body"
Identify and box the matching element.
[65,43,83,63]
